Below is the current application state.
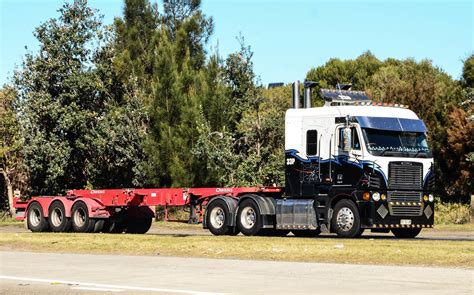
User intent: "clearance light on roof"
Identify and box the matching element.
[352,101,409,109]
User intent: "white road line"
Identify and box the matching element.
[70,286,124,292]
[0,275,227,295]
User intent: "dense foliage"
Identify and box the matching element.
[1,0,472,210]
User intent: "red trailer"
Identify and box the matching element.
[13,186,284,235]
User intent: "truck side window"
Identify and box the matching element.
[306,130,318,156]
[338,127,361,150]
[352,128,360,150]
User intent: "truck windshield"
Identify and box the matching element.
[362,128,432,157]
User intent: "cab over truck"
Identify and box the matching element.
[14,81,435,238]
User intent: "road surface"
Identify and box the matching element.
[1,251,472,294]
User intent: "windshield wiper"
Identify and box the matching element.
[378,148,396,157]
[413,150,429,158]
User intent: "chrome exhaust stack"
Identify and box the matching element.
[303,81,319,108]
[292,80,300,109]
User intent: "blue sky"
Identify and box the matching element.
[1,0,472,86]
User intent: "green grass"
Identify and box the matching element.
[0,232,472,268]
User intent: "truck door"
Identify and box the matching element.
[334,125,364,186]
[299,126,321,196]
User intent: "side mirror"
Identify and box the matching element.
[342,127,352,152]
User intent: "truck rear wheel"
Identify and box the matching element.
[206,199,232,235]
[237,199,262,236]
[48,201,71,232]
[71,201,96,233]
[331,199,361,238]
[27,202,49,232]
[391,228,422,238]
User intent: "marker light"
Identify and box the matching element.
[381,194,387,201]
[372,192,381,201]
[428,194,434,202]
[363,192,370,201]
[423,195,429,202]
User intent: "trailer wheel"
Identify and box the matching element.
[71,201,96,233]
[48,201,71,232]
[292,228,321,238]
[102,221,125,234]
[206,199,232,235]
[27,202,49,232]
[391,228,422,239]
[125,217,152,234]
[331,199,361,238]
[237,199,262,236]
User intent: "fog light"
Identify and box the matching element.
[428,194,434,202]
[381,194,386,201]
[423,195,429,202]
[363,192,370,201]
[372,192,381,201]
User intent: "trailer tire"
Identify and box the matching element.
[48,201,71,232]
[71,201,96,233]
[206,199,232,236]
[237,199,262,236]
[292,228,321,238]
[102,221,125,234]
[27,202,49,232]
[331,199,361,238]
[391,228,421,239]
[125,217,152,234]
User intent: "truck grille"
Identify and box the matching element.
[388,162,423,190]
[388,191,422,202]
[389,205,423,216]
[388,192,423,216]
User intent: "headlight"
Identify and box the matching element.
[428,194,434,202]
[372,192,381,201]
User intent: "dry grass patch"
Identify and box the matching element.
[0,232,472,268]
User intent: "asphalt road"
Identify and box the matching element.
[1,251,473,294]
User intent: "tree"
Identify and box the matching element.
[0,86,26,215]
[14,0,111,194]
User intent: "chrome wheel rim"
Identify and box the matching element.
[74,207,86,227]
[336,207,354,231]
[210,207,225,229]
[240,207,256,229]
[29,207,41,227]
[51,207,63,227]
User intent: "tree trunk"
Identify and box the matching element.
[0,170,14,217]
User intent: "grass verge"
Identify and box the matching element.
[0,232,472,268]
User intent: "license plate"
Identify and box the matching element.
[400,219,412,225]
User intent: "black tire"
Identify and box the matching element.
[206,199,232,236]
[391,228,422,239]
[48,201,71,232]
[102,220,125,234]
[237,199,262,236]
[331,199,361,238]
[27,202,49,232]
[292,228,321,238]
[71,201,96,233]
[125,217,153,234]
[93,219,105,233]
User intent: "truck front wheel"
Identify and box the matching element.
[391,228,421,238]
[331,199,362,238]
[237,199,262,236]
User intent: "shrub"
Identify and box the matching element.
[435,200,472,224]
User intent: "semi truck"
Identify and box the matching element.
[13,81,435,238]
